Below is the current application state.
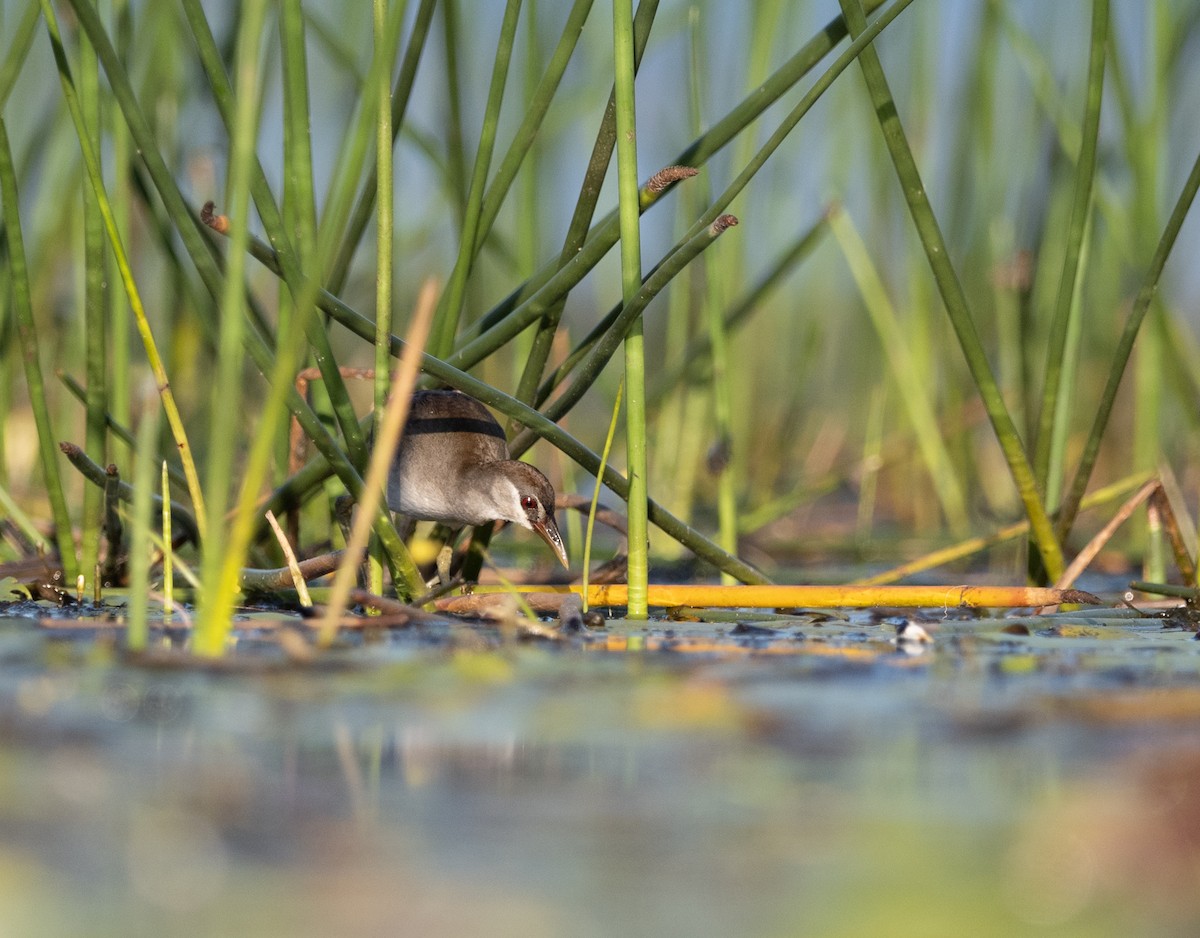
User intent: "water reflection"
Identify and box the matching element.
[1,616,1199,935]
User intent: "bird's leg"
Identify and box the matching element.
[332,495,369,588]
[436,543,454,587]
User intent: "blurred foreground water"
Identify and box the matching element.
[0,607,1197,937]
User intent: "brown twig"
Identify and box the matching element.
[1052,479,1160,591]
[59,442,201,546]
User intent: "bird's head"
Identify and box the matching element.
[491,461,568,568]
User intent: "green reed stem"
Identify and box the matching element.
[106,0,133,473]
[279,0,319,488]
[371,0,400,597]
[78,20,106,587]
[510,0,657,416]
[647,216,828,403]
[61,0,412,582]
[473,0,595,257]
[428,0,522,359]
[326,0,438,295]
[468,0,880,350]
[181,0,368,471]
[613,0,647,618]
[1056,144,1200,541]
[373,0,397,426]
[688,9,737,581]
[0,119,78,578]
[0,2,39,109]
[1033,0,1108,501]
[839,0,1063,581]
[440,0,469,227]
[39,0,209,543]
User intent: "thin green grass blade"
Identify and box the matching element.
[583,377,623,613]
[1056,145,1200,541]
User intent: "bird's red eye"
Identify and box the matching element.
[520,495,537,511]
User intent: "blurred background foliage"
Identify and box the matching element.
[1,0,1199,588]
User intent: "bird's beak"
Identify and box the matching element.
[532,516,569,568]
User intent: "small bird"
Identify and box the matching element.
[386,389,568,577]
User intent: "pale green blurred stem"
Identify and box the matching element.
[1045,212,1092,513]
[127,402,159,653]
[194,0,269,657]
[0,118,78,579]
[829,205,969,537]
[79,18,106,588]
[1130,4,1171,584]
[106,0,132,473]
[583,379,623,613]
[161,461,173,626]
[614,0,647,618]
[687,9,737,581]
